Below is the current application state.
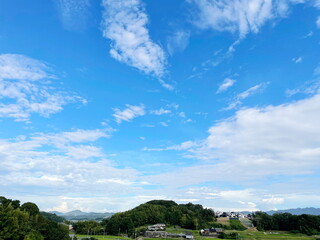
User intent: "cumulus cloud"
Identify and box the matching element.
[217,78,236,93]
[188,0,293,39]
[101,0,166,77]
[147,94,320,187]
[0,54,86,121]
[0,127,146,212]
[112,104,145,123]
[56,0,90,31]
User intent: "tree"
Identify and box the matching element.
[24,231,44,240]
[21,202,40,216]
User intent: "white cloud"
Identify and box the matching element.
[217,78,236,93]
[292,57,302,63]
[167,30,190,55]
[158,79,175,91]
[159,122,168,127]
[56,0,90,31]
[150,108,171,115]
[0,54,86,121]
[0,128,146,212]
[101,0,166,77]
[179,112,186,118]
[65,145,103,159]
[184,118,193,123]
[262,196,284,204]
[225,82,269,110]
[317,16,320,28]
[286,66,320,96]
[188,0,297,39]
[112,104,145,123]
[0,54,50,80]
[303,31,313,38]
[147,95,320,188]
[143,140,197,152]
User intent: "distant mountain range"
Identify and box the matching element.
[48,207,320,221]
[266,207,320,215]
[49,210,114,221]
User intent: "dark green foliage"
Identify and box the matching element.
[252,211,320,235]
[102,200,216,235]
[0,196,20,209]
[0,196,70,240]
[73,220,102,235]
[21,202,40,216]
[24,231,43,240]
[40,211,66,223]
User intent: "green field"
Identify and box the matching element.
[75,231,319,240]
[75,234,130,240]
[224,230,319,239]
[74,224,320,240]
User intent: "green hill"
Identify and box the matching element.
[102,200,216,236]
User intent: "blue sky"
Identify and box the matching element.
[1,0,320,213]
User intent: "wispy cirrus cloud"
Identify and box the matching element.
[167,30,190,56]
[112,104,145,124]
[292,57,302,63]
[0,54,86,121]
[150,108,171,115]
[56,0,91,31]
[224,82,269,110]
[286,64,320,96]
[101,0,166,77]
[217,78,236,93]
[188,0,292,39]
[317,16,320,28]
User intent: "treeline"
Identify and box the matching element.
[0,196,70,240]
[77,200,215,236]
[252,211,320,235]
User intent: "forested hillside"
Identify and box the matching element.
[102,200,216,235]
[252,211,320,235]
[0,196,70,240]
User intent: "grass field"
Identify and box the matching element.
[224,230,319,239]
[166,227,200,236]
[75,231,319,240]
[75,234,130,240]
[239,218,253,228]
[216,217,230,226]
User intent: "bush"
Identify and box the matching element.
[219,232,240,239]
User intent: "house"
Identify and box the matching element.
[185,232,194,239]
[147,223,166,231]
[200,227,223,236]
[144,231,167,238]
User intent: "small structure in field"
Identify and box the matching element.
[185,232,194,239]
